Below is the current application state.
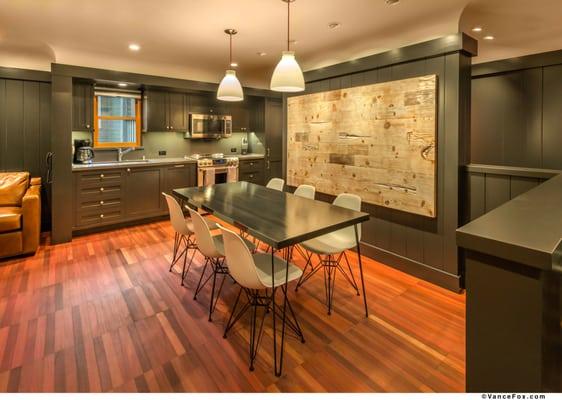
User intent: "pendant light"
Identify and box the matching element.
[217,29,244,102]
[270,0,305,92]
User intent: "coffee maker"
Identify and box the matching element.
[73,139,95,164]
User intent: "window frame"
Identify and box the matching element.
[93,95,142,148]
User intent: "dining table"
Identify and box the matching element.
[173,181,370,376]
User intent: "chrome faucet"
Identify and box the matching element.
[117,147,135,162]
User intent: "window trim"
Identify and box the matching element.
[93,95,142,148]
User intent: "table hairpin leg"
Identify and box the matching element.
[271,244,290,377]
[355,225,369,317]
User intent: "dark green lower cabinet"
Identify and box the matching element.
[124,167,163,217]
[72,163,196,231]
[239,159,265,185]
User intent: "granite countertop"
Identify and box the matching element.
[72,154,265,171]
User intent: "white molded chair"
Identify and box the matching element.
[293,184,315,199]
[266,178,285,191]
[162,193,199,285]
[189,208,255,321]
[296,193,362,315]
[220,225,305,371]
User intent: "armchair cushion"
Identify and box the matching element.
[0,207,22,233]
[0,172,30,206]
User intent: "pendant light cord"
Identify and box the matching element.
[287,0,290,51]
[229,32,233,65]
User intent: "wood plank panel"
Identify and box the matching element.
[287,75,438,217]
[0,220,465,392]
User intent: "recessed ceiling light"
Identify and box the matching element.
[483,35,495,40]
[128,43,141,51]
[257,52,267,56]
[472,26,483,32]
[118,83,128,87]
[385,0,400,5]
[328,22,341,29]
[230,62,238,67]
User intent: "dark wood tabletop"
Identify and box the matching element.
[173,181,370,249]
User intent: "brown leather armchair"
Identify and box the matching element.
[0,172,41,258]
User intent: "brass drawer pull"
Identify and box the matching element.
[250,174,254,178]
[174,164,184,168]
[100,174,104,179]
[100,214,104,218]
[100,187,104,192]
[100,200,104,205]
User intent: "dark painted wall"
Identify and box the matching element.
[0,77,52,229]
[469,50,562,219]
[285,35,475,291]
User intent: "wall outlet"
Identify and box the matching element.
[159,150,167,156]
[231,147,237,153]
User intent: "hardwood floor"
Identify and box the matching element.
[0,220,465,392]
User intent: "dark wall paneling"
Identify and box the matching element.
[0,79,51,178]
[542,64,562,170]
[285,36,474,291]
[465,164,552,221]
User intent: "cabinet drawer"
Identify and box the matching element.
[239,159,264,173]
[78,197,122,213]
[79,185,122,201]
[77,207,123,227]
[240,170,264,185]
[78,171,123,188]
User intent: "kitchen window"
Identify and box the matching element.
[93,93,142,148]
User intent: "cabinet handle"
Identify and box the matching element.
[250,174,254,178]
[166,126,169,130]
[267,148,271,157]
[250,162,254,166]
[100,187,104,192]
[100,174,104,179]
[170,126,174,130]
[86,124,90,129]
[174,164,184,168]
[266,160,270,169]
[100,214,104,218]
[100,200,104,205]
[127,168,131,172]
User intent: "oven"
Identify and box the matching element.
[197,157,239,186]
[188,113,232,139]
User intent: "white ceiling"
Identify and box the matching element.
[459,0,562,64]
[0,0,560,88]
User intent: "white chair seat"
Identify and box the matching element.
[301,228,356,255]
[213,234,256,257]
[252,253,303,288]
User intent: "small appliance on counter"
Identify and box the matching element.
[73,139,95,164]
[241,136,248,155]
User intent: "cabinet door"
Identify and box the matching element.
[230,103,250,132]
[164,164,196,195]
[189,94,213,114]
[266,160,283,181]
[72,83,94,132]
[145,90,169,132]
[265,99,283,180]
[250,97,265,133]
[168,92,188,132]
[125,167,163,217]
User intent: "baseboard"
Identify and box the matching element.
[359,242,462,293]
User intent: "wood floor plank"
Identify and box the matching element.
[0,220,465,392]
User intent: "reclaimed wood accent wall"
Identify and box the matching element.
[287,75,437,217]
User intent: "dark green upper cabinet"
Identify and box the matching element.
[144,90,188,132]
[229,103,250,132]
[265,98,283,180]
[72,82,94,132]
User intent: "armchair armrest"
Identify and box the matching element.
[21,182,41,254]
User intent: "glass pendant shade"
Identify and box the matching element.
[270,51,305,92]
[217,70,243,102]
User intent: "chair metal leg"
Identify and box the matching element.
[208,262,218,322]
[223,287,244,338]
[193,258,210,300]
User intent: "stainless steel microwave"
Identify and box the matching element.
[187,113,232,139]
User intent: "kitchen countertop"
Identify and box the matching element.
[72,154,265,171]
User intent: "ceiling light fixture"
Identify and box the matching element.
[257,52,267,56]
[270,0,305,92]
[217,29,244,102]
[385,0,400,5]
[472,26,483,32]
[483,35,495,40]
[128,43,141,51]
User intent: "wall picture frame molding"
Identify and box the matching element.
[287,74,438,218]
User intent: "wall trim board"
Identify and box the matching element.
[465,164,561,179]
[360,242,462,292]
[472,48,562,77]
[303,33,477,83]
[51,63,280,98]
[0,67,51,82]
